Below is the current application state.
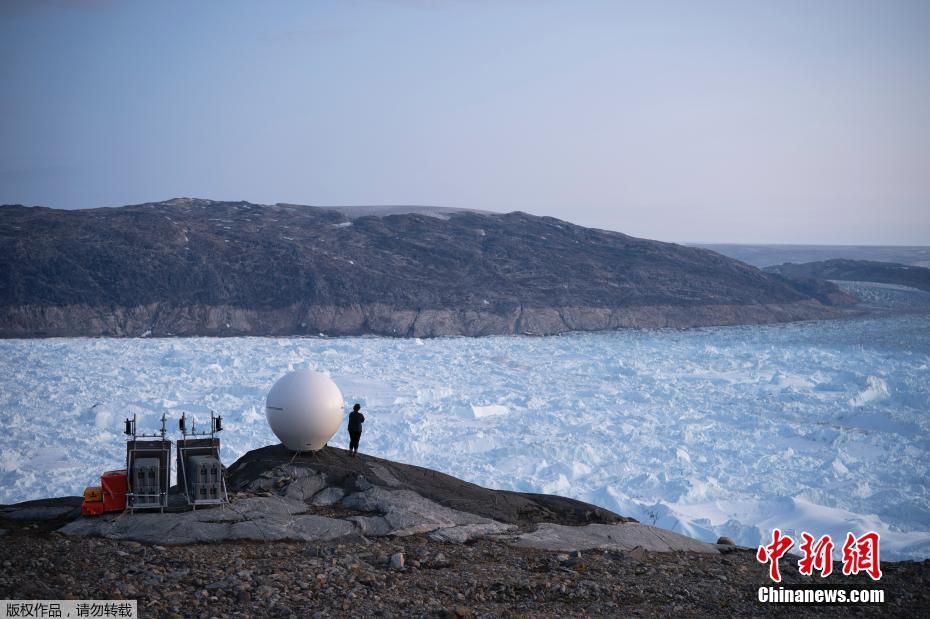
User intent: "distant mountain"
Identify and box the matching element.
[693,244,930,269]
[0,199,850,337]
[765,259,930,294]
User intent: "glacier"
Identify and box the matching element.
[1,312,928,560]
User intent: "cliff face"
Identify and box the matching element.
[0,198,844,337]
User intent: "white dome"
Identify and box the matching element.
[265,369,345,451]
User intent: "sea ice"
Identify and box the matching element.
[0,310,928,560]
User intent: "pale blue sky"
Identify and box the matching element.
[2,0,929,243]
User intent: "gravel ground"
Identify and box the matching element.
[1,519,927,618]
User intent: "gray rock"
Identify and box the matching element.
[509,523,720,554]
[354,475,374,492]
[226,444,629,528]
[310,487,345,507]
[283,474,328,502]
[56,484,513,547]
[58,496,356,544]
[342,486,514,541]
[244,465,328,501]
[390,553,404,570]
[716,536,736,546]
[367,463,404,487]
[428,523,511,544]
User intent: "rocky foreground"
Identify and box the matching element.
[1,446,927,617]
[0,199,852,337]
[1,517,927,617]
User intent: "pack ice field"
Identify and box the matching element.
[1,313,928,561]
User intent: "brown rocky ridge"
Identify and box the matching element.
[0,198,854,337]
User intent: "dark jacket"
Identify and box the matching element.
[348,410,365,433]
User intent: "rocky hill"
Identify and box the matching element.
[0,198,850,337]
[2,445,924,616]
[765,259,930,293]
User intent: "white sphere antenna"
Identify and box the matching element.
[265,369,345,451]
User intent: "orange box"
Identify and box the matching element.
[83,486,104,502]
[80,500,105,517]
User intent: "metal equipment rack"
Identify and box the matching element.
[176,412,229,509]
[123,413,171,513]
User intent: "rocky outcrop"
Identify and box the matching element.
[223,445,625,528]
[43,445,720,553]
[58,494,361,544]
[0,198,847,337]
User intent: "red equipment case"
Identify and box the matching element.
[100,469,128,513]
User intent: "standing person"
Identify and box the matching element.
[347,403,365,456]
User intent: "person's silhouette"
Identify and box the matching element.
[347,403,365,456]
